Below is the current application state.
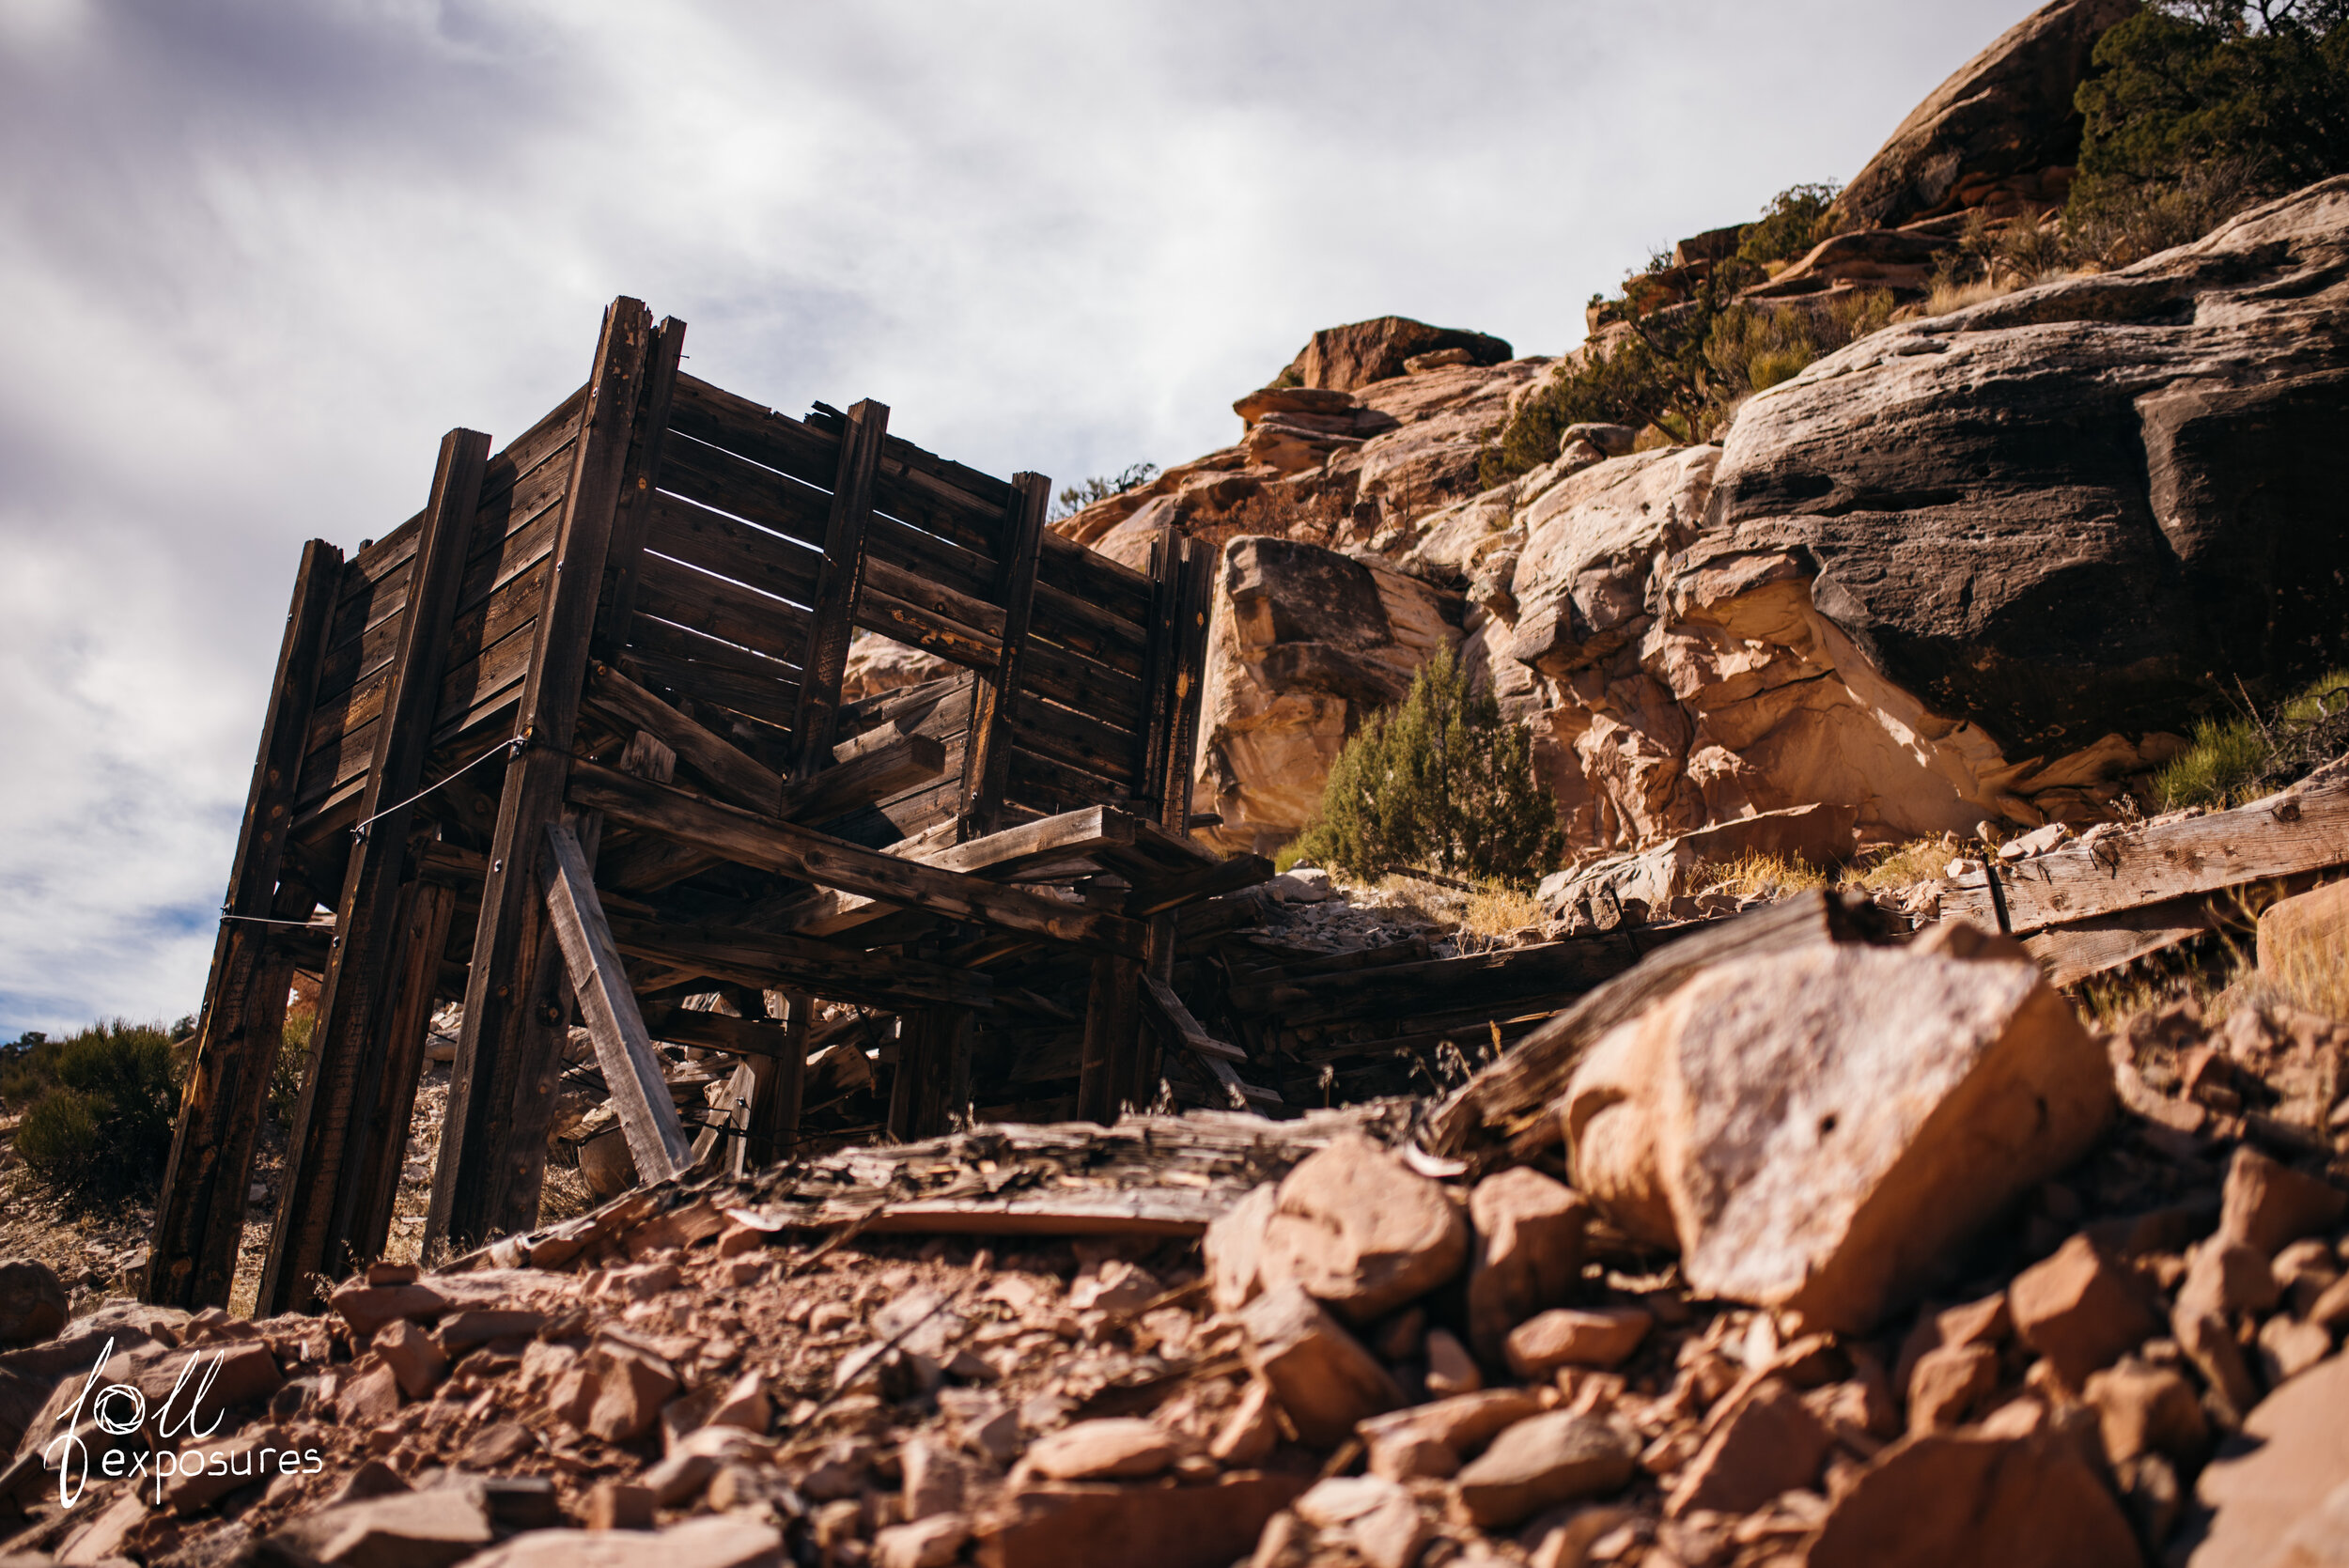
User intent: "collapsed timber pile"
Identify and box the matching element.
[1,879,2344,1567]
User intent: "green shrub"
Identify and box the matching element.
[2065,3,2349,262]
[1736,181,1840,267]
[2153,668,2349,809]
[1292,648,1563,887]
[3,1020,182,1206]
[1050,462,1159,520]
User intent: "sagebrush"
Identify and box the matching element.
[1,1019,184,1206]
[1292,648,1563,887]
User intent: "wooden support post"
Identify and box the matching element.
[958,472,1050,839]
[1077,953,1143,1126]
[789,399,889,782]
[340,871,459,1264]
[886,1004,964,1141]
[261,427,489,1312]
[148,539,342,1308]
[594,317,687,660]
[745,990,808,1168]
[1159,536,1215,832]
[540,820,692,1185]
[1132,524,1184,824]
[431,298,659,1251]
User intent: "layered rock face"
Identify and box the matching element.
[1179,178,2349,864]
[1830,0,2138,228]
[1703,177,2349,802]
[1194,537,1462,856]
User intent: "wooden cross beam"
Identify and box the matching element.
[565,758,1144,955]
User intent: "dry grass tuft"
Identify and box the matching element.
[1462,882,1545,938]
[1841,834,1965,893]
[1695,850,1828,901]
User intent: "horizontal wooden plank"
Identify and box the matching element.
[1006,744,1128,818]
[1024,638,1145,735]
[855,582,1001,669]
[666,374,840,492]
[1038,533,1151,629]
[862,555,1006,644]
[1943,765,2349,936]
[658,432,833,551]
[1015,696,1140,787]
[837,671,974,744]
[865,514,998,605]
[296,558,551,802]
[621,646,801,738]
[1231,939,1650,1027]
[335,387,580,606]
[316,488,563,708]
[644,491,821,610]
[568,760,1144,955]
[639,1006,805,1061]
[1030,581,1146,679]
[605,913,991,1011]
[2025,897,2227,989]
[871,465,1003,562]
[633,551,815,669]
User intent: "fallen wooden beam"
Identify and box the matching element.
[567,759,1144,955]
[1423,892,1889,1160]
[1943,761,2349,938]
[607,913,992,1010]
[1140,973,1280,1112]
[640,1004,804,1060]
[539,821,692,1186]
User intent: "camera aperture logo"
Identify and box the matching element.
[43,1339,322,1508]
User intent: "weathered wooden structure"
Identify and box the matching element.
[146,297,1259,1313]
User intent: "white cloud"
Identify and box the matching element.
[0,0,2043,1032]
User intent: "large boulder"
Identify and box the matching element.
[1279,317,1513,393]
[1560,928,2111,1333]
[1832,0,2139,228]
[1194,536,1463,856]
[2188,1352,2349,1568]
[1710,178,2349,771]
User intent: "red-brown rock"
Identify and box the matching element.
[1807,1426,2141,1568]
[1238,1284,1404,1448]
[972,1472,1306,1568]
[2218,1148,2348,1259]
[1024,1420,1175,1482]
[2191,1351,2349,1568]
[1666,1379,1834,1517]
[1451,1411,1639,1529]
[1907,1342,2000,1433]
[2009,1234,2160,1388]
[1251,1136,1470,1326]
[1503,1307,1650,1378]
[1466,1169,1589,1363]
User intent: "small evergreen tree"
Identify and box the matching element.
[1293,649,1564,887]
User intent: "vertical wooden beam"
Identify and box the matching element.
[1077,954,1143,1126]
[148,538,342,1308]
[1131,524,1184,824]
[431,298,657,1251]
[261,428,489,1312]
[885,1010,926,1142]
[594,316,687,661]
[540,821,692,1185]
[743,989,807,1169]
[339,870,459,1266]
[1159,538,1215,832]
[957,472,1050,839]
[787,399,889,783]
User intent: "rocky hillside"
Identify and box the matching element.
[1053,0,2349,880]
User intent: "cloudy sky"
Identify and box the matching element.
[0,0,2044,1035]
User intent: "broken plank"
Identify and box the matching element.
[540,821,692,1185]
[1140,974,1247,1063]
[583,660,781,813]
[778,733,947,823]
[1942,762,2349,937]
[566,758,1143,955]
[639,1004,804,1060]
[787,397,887,779]
[605,912,992,1011]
